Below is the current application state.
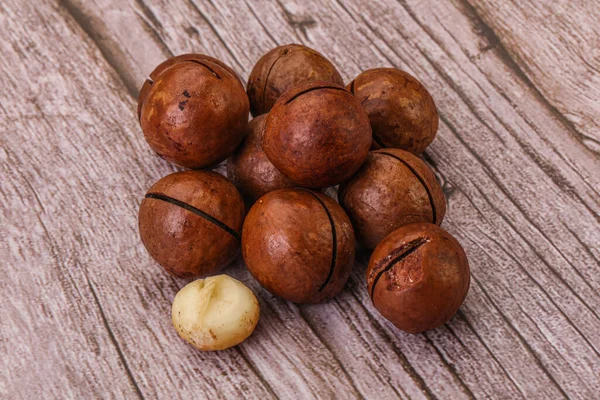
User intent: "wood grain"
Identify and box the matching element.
[467,0,600,153]
[1,0,599,398]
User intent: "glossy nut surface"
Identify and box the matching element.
[138,170,245,278]
[242,189,355,303]
[367,223,470,334]
[227,114,295,204]
[139,56,249,168]
[348,68,438,154]
[263,81,372,188]
[138,53,242,119]
[247,44,343,116]
[338,148,446,249]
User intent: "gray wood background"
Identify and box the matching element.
[1,0,599,398]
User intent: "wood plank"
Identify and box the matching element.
[1,0,599,398]
[0,1,272,398]
[466,0,600,153]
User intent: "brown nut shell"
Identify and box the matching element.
[138,54,242,120]
[348,68,438,154]
[139,59,249,168]
[367,223,470,333]
[138,170,245,278]
[263,81,372,188]
[227,114,295,204]
[338,148,446,249]
[247,44,344,116]
[242,189,355,304]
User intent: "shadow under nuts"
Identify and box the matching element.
[348,68,439,155]
[138,55,249,168]
[247,44,343,116]
[138,170,245,278]
[367,223,470,334]
[263,81,372,188]
[242,189,355,303]
[339,148,446,250]
[227,114,295,205]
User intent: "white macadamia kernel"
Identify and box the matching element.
[171,275,260,351]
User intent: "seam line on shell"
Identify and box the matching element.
[379,151,437,224]
[370,237,429,298]
[300,190,338,292]
[261,52,286,112]
[285,86,348,105]
[185,60,222,80]
[145,193,240,241]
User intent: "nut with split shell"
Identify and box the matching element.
[138,170,245,278]
[263,81,372,188]
[138,55,249,168]
[367,223,470,334]
[247,44,344,116]
[338,148,446,249]
[348,68,438,155]
[242,188,355,303]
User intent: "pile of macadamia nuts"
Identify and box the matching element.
[137,44,470,351]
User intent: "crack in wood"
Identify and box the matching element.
[87,277,144,400]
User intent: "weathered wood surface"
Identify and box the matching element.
[1,0,598,398]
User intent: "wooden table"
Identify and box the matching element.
[2,0,599,398]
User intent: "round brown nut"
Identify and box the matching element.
[138,53,242,119]
[367,223,470,333]
[348,68,439,154]
[242,189,355,303]
[226,114,295,204]
[263,81,372,188]
[139,56,249,168]
[338,148,446,249]
[247,44,344,116]
[138,170,245,278]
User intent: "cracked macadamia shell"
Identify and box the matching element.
[263,81,372,188]
[367,223,470,334]
[172,275,260,351]
[227,114,295,204]
[138,170,245,278]
[138,53,242,119]
[247,44,343,116]
[348,68,439,154]
[139,55,249,168]
[338,148,446,249]
[242,189,355,304]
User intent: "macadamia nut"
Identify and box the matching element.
[171,275,260,351]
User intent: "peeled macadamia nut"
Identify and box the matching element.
[227,114,295,204]
[263,81,372,188]
[172,275,260,351]
[367,223,470,334]
[348,68,439,154]
[139,55,249,168]
[242,189,355,303]
[138,170,245,278]
[339,148,446,249]
[247,44,343,116]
